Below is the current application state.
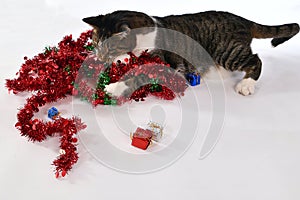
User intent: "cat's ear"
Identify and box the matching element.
[82,15,103,27]
[120,24,130,32]
[114,24,131,39]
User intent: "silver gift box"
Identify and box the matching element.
[147,122,163,142]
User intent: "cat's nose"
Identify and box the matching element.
[97,52,107,61]
[96,46,108,61]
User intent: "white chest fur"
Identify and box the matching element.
[133,20,157,54]
[113,17,158,63]
[108,17,158,97]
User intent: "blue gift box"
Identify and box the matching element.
[186,73,201,86]
[48,107,59,119]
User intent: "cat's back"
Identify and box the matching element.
[156,11,252,50]
[159,11,250,25]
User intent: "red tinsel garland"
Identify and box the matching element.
[7,31,92,178]
[73,50,187,105]
[6,30,187,178]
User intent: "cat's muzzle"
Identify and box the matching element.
[95,45,109,61]
[96,44,118,63]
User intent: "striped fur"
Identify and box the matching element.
[83,10,299,96]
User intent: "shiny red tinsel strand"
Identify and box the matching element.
[7,31,92,178]
[6,30,187,178]
[73,51,187,104]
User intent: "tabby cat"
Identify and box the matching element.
[83,10,299,96]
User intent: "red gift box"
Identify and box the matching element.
[131,127,153,150]
[131,137,151,150]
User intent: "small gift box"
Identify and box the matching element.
[147,122,163,142]
[186,73,201,86]
[48,107,60,119]
[131,127,153,150]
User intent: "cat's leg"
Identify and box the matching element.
[235,54,262,96]
[150,49,166,62]
[105,75,151,98]
[163,52,199,79]
[105,50,166,98]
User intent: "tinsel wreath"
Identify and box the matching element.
[6,30,187,178]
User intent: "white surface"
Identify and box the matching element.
[1,0,300,199]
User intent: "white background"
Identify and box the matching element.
[1,0,300,199]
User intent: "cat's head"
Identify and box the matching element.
[83,10,155,61]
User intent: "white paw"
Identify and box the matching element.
[104,81,128,97]
[235,78,256,96]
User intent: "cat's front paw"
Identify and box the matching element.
[104,81,129,97]
[235,78,256,96]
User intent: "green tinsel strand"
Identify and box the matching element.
[91,93,98,100]
[84,45,95,51]
[150,78,162,92]
[97,72,110,89]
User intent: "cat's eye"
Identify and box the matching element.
[112,32,127,39]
